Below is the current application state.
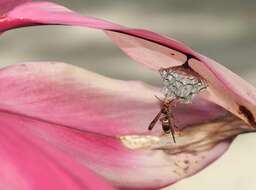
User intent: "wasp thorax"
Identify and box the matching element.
[159,67,207,103]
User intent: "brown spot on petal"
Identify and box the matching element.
[183,166,189,172]
[201,156,206,159]
[239,105,256,127]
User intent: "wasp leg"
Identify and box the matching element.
[169,112,180,131]
[169,122,176,143]
[167,112,177,143]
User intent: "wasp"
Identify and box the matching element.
[148,97,177,143]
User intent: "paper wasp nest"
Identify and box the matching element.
[159,67,207,103]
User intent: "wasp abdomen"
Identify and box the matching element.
[161,117,171,134]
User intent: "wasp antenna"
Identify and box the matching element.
[154,95,163,103]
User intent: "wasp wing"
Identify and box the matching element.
[148,111,162,130]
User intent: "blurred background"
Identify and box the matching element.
[0,0,255,189]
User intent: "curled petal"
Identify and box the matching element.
[104,32,256,127]
[0,0,31,15]
[188,57,256,127]
[0,2,122,31]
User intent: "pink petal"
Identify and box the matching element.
[0,2,122,31]
[0,0,31,15]
[0,62,251,189]
[104,32,256,127]
[188,57,256,127]
[1,1,255,126]
[0,62,225,136]
[0,111,116,190]
[0,93,229,190]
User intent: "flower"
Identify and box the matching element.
[0,1,256,190]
